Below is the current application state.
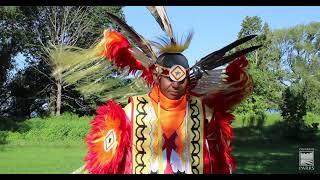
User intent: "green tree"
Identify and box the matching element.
[273,22,320,114]
[1,6,125,118]
[235,16,283,127]
[279,87,317,141]
[0,6,38,116]
[25,6,125,116]
[49,8,148,108]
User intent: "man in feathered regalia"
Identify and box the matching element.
[66,6,261,174]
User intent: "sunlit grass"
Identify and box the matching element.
[0,143,86,174]
[0,113,319,174]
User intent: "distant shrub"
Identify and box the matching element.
[304,112,320,125]
[4,113,91,144]
[0,118,25,132]
[0,131,8,144]
[279,88,318,142]
[234,95,268,130]
[266,113,282,124]
[234,110,267,130]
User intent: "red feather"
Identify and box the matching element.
[203,111,236,174]
[103,31,154,86]
[84,100,132,174]
[202,55,253,174]
[203,55,253,112]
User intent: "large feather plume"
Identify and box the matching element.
[200,56,253,174]
[201,55,253,112]
[85,100,132,174]
[47,29,151,105]
[102,30,154,86]
[151,32,194,54]
[147,6,194,55]
[204,111,236,174]
[105,12,157,63]
[147,6,175,44]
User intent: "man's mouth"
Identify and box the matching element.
[169,91,179,95]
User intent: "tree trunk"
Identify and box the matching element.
[56,81,62,116]
[49,88,55,116]
[255,51,258,66]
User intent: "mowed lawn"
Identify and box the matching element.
[233,132,320,174]
[0,143,86,174]
[0,113,319,174]
[1,136,319,174]
[232,113,319,174]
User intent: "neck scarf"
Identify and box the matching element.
[149,84,187,138]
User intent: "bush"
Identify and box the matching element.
[234,95,268,130]
[4,113,91,144]
[0,118,26,132]
[304,112,320,125]
[279,88,318,142]
[0,131,8,144]
[236,111,266,129]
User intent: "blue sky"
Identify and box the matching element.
[123,6,320,66]
[14,6,320,71]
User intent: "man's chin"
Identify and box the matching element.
[167,92,183,100]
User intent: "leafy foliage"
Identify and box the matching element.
[2,113,91,144]
[235,16,283,114]
[235,95,268,130]
[273,22,320,113]
[279,87,318,141]
[1,6,126,118]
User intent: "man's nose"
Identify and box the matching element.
[171,81,179,88]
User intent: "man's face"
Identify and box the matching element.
[158,76,188,100]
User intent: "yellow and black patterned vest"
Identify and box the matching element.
[126,94,208,174]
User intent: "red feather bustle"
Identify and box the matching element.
[84,100,132,174]
[203,55,253,112]
[204,111,236,174]
[102,31,154,86]
[203,55,253,174]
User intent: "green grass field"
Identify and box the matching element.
[233,128,320,174]
[232,112,320,174]
[0,113,319,174]
[0,143,86,174]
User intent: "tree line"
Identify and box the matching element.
[1,7,319,137]
[0,6,126,118]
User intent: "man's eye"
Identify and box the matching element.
[163,76,173,81]
[179,78,186,84]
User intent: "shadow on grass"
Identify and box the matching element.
[0,118,30,145]
[232,123,320,174]
[233,150,296,174]
[0,131,8,145]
